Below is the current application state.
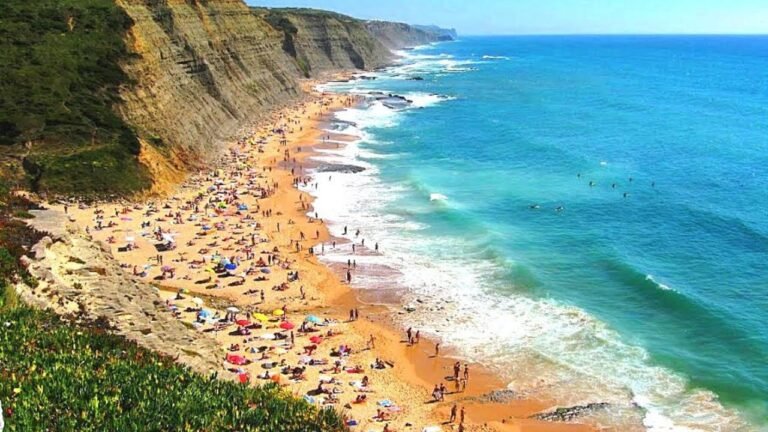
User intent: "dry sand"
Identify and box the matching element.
[50,85,594,432]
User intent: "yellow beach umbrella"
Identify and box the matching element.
[252,313,269,322]
[272,309,284,317]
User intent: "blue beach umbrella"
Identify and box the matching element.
[199,309,213,319]
[260,268,271,274]
[305,315,322,324]
[225,263,238,271]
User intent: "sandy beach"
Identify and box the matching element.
[49,83,594,432]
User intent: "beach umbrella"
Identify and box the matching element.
[191,297,204,306]
[125,236,135,243]
[236,319,251,327]
[178,288,188,294]
[260,268,271,274]
[226,354,247,366]
[309,335,323,344]
[161,265,173,272]
[260,333,276,340]
[253,313,269,323]
[305,315,322,324]
[272,309,284,317]
[279,321,295,330]
[225,263,238,271]
[199,309,213,319]
[226,306,240,313]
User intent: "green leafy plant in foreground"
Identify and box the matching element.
[0,306,346,431]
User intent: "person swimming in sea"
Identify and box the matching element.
[555,205,565,212]
[529,204,540,209]
[623,192,629,198]
[589,181,595,187]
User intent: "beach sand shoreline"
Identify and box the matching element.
[41,81,596,432]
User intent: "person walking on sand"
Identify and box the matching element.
[406,327,412,344]
[435,343,440,357]
[367,334,376,349]
[463,364,470,382]
[415,330,420,344]
[460,406,466,424]
[346,270,352,284]
[453,361,461,380]
[449,403,457,423]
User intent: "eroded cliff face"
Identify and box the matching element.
[115,0,301,178]
[254,8,394,77]
[364,20,446,50]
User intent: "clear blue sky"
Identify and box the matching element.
[247,0,768,35]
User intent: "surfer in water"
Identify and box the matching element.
[589,181,595,187]
[623,192,629,198]
[555,205,565,212]
[529,204,540,209]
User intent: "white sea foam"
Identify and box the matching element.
[482,55,511,60]
[310,50,752,432]
[429,193,448,201]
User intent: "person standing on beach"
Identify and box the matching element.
[346,270,352,284]
[449,403,457,423]
[435,343,440,357]
[406,327,412,344]
[460,406,465,424]
[463,364,470,382]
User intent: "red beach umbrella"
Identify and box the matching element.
[279,321,295,330]
[309,335,323,344]
[236,319,251,327]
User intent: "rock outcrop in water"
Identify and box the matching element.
[532,402,611,422]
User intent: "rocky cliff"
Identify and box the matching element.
[253,8,394,77]
[0,0,451,196]
[364,20,450,50]
[115,0,302,189]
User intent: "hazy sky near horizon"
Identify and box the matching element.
[247,0,768,35]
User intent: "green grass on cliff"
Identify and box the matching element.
[0,306,346,432]
[0,0,150,195]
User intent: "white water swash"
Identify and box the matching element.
[304,49,754,431]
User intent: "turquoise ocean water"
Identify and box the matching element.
[310,36,768,430]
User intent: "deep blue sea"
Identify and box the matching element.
[311,36,768,430]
